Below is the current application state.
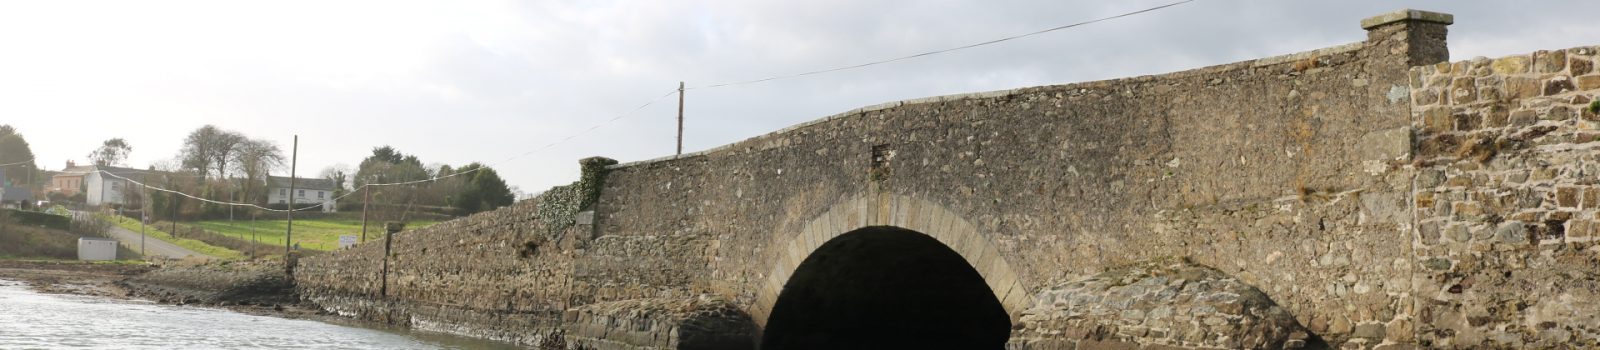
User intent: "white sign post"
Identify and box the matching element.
[338,235,358,249]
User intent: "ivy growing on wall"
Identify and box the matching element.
[535,184,583,238]
[533,157,617,239]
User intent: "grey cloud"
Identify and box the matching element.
[9,1,1600,193]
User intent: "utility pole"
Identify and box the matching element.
[251,212,257,259]
[165,173,177,237]
[286,135,297,269]
[359,185,370,243]
[140,183,147,258]
[677,81,685,155]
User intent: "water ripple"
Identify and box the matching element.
[0,279,514,350]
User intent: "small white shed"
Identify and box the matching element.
[77,237,119,261]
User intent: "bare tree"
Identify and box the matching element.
[209,133,245,181]
[232,138,284,204]
[178,125,245,180]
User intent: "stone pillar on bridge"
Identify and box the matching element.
[1362,9,1453,67]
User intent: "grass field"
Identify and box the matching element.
[0,223,79,260]
[105,216,245,260]
[192,219,439,251]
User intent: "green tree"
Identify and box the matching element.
[320,164,351,199]
[0,125,40,187]
[87,138,133,166]
[355,146,428,186]
[354,146,433,221]
[450,163,514,214]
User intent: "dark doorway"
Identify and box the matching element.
[761,226,1011,349]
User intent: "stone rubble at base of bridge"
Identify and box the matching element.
[1010,258,1310,350]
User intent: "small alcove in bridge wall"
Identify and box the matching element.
[761,226,1011,349]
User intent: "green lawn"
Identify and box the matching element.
[104,216,245,260]
[192,219,439,251]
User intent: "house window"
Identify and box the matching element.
[299,189,305,197]
[280,188,286,195]
[318,191,325,199]
[279,199,285,204]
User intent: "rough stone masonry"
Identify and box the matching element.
[294,9,1600,349]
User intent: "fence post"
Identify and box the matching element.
[380,221,405,298]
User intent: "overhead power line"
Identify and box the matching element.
[0,158,35,167]
[84,87,683,212]
[687,0,1196,90]
[95,170,302,212]
[342,88,682,190]
[36,0,1196,212]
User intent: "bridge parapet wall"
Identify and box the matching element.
[291,10,1600,350]
[590,10,1449,348]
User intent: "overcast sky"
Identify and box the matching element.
[3,1,1598,194]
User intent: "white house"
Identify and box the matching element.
[266,176,338,212]
[75,165,159,207]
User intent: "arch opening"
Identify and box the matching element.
[761,226,1011,349]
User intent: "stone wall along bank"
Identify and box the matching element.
[1410,45,1600,348]
[294,9,1600,350]
[588,10,1447,349]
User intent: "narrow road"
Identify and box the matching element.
[70,211,210,260]
[104,224,209,260]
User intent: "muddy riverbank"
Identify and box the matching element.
[0,259,327,323]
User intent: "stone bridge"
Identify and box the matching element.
[295,10,1600,349]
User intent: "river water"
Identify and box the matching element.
[0,279,520,349]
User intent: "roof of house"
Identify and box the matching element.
[267,176,337,191]
[56,165,95,176]
[94,165,159,178]
[1,187,32,201]
[57,165,166,180]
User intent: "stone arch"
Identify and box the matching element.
[749,193,1032,327]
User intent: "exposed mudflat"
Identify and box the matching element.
[0,260,151,298]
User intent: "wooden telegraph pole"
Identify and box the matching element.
[359,185,370,243]
[677,81,685,155]
[286,135,297,271]
[140,183,147,258]
[251,212,258,259]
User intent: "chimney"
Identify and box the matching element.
[66,160,75,168]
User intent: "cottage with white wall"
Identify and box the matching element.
[64,165,161,207]
[266,176,337,212]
